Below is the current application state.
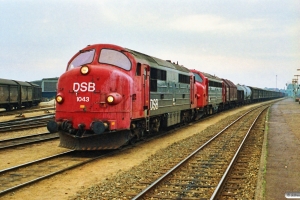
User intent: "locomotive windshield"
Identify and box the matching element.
[99,49,131,70]
[68,49,95,70]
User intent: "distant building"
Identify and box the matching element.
[285,83,300,97]
[31,77,58,100]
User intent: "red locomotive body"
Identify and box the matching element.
[191,69,225,115]
[47,44,150,149]
[190,69,208,119]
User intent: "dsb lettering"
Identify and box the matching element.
[73,82,96,92]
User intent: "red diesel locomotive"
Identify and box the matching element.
[47,44,201,150]
[47,43,283,150]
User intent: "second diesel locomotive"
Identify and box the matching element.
[47,44,283,150]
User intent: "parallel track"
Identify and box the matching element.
[0,132,59,150]
[131,105,268,199]
[0,150,112,196]
[0,114,54,132]
[0,107,54,117]
[211,108,268,199]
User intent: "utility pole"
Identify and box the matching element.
[294,75,300,99]
[294,75,300,82]
[292,78,298,101]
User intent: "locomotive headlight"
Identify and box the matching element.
[107,96,114,103]
[56,95,64,104]
[80,66,89,75]
[106,93,122,105]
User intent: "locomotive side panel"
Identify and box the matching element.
[149,67,191,127]
[202,72,223,113]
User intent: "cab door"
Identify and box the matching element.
[132,64,150,119]
[143,64,150,117]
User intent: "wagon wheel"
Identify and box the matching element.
[129,130,138,145]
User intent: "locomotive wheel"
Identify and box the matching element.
[129,135,137,145]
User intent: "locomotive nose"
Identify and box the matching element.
[91,121,108,134]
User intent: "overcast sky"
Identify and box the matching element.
[0,0,299,89]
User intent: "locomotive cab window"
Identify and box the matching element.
[99,49,131,71]
[136,63,141,76]
[68,49,95,70]
[193,73,203,83]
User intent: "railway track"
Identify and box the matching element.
[0,102,274,198]
[0,150,113,196]
[0,107,54,117]
[125,105,269,199]
[0,114,54,132]
[212,108,267,199]
[0,132,59,150]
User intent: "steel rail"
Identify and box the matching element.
[209,106,269,199]
[0,151,74,195]
[0,114,54,127]
[0,132,59,150]
[0,107,54,116]
[0,149,120,196]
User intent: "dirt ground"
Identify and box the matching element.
[1,99,299,200]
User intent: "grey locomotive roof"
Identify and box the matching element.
[201,72,223,82]
[126,48,190,73]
